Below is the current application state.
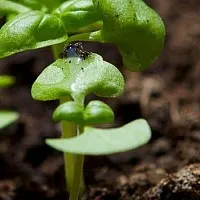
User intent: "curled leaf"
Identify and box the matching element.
[93,0,165,71]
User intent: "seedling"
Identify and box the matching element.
[0,0,165,199]
[0,75,19,129]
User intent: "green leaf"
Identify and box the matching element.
[53,101,84,124]
[46,119,151,155]
[40,0,68,12]
[18,0,48,12]
[53,0,100,32]
[53,100,114,125]
[19,0,65,12]
[0,11,67,58]
[31,53,124,103]
[84,100,114,124]
[0,75,15,87]
[92,0,165,71]
[0,111,19,129]
[6,13,18,21]
[0,0,31,15]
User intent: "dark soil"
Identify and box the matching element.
[0,0,200,199]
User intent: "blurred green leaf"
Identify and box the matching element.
[0,0,31,15]
[0,75,15,87]
[46,119,151,155]
[0,111,19,129]
[18,0,47,12]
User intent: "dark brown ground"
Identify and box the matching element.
[0,0,200,199]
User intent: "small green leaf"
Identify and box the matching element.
[0,111,19,129]
[93,0,165,71]
[0,0,31,15]
[84,100,114,124]
[46,119,151,155]
[53,101,84,124]
[0,75,15,87]
[31,53,124,103]
[53,0,100,32]
[0,11,67,58]
[53,100,114,125]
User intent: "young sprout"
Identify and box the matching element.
[0,0,165,199]
[32,43,151,200]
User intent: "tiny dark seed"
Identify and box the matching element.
[115,14,119,18]
[147,20,149,22]
[69,60,71,63]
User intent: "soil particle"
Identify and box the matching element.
[141,164,200,200]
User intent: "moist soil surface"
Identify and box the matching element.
[0,0,200,199]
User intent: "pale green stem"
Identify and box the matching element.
[60,96,77,193]
[69,125,85,200]
[61,121,77,192]
[51,43,65,59]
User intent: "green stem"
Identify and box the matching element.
[71,21,103,35]
[51,43,65,59]
[68,30,104,43]
[69,125,85,200]
[60,103,77,192]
